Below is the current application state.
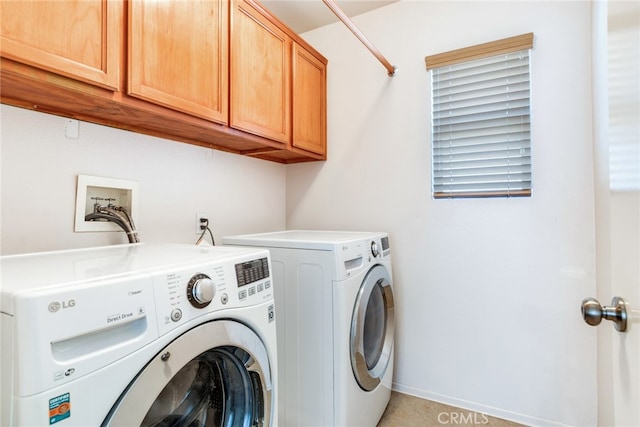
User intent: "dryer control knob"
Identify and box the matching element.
[371,241,380,258]
[187,274,215,308]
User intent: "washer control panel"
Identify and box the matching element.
[152,252,272,336]
[235,257,270,301]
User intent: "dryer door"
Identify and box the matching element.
[102,320,272,427]
[350,264,395,391]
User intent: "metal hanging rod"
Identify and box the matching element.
[321,0,397,77]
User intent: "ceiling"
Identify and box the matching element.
[260,0,398,34]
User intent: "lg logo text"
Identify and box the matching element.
[48,300,76,312]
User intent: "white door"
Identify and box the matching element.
[590,1,639,425]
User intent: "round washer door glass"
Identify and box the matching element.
[350,264,395,391]
[103,320,273,427]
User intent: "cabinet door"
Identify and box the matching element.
[0,0,122,90]
[292,44,327,156]
[230,0,291,144]
[128,0,228,123]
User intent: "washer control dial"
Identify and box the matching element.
[187,274,215,308]
[371,241,380,258]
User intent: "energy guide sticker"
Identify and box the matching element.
[49,393,70,424]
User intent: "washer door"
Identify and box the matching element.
[103,320,272,427]
[350,265,395,391]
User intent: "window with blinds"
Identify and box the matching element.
[608,5,640,192]
[425,33,534,199]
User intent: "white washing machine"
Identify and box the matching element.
[0,243,278,426]
[223,230,395,427]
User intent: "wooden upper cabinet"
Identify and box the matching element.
[128,0,229,123]
[0,0,122,90]
[230,0,291,144]
[0,0,326,163]
[292,43,327,156]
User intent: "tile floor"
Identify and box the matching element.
[377,392,525,427]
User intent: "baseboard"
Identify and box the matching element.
[391,382,571,427]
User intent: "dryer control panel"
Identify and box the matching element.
[335,234,391,281]
[370,236,390,258]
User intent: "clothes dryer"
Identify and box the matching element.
[0,243,277,426]
[223,230,395,427]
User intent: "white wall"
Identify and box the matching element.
[289,1,597,426]
[0,105,286,255]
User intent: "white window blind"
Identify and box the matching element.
[608,4,640,192]
[425,34,534,199]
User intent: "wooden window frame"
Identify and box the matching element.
[425,33,533,70]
